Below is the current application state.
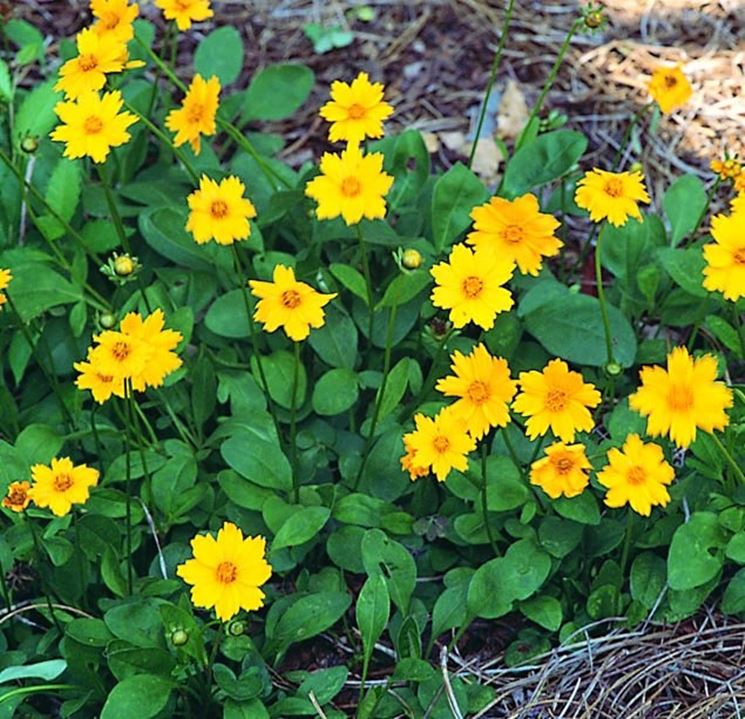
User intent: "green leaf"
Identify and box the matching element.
[312,369,359,416]
[356,575,390,679]
[191,355,217,429]
[243,64,315,121]
[377,271,430,310]
[722,568,745,614]
[194,27,244,85]
[297,666,349,705]
[663,174,707,246]
[205,290,251,338]
[704,315,743,358]
[501,539,551,600]
[100,675,173,719]
[272,507,331,550]
[251,350,307,410]
[431,163,488,251]
[431,585,468,641]
[221,433,292,492]
[668,512,727,591]
[501,130,587,198]
[657,247,707,298]
[15,424,63,464]
[361,529,416,614]
[39,158,81,239]
[486,456,530,511]
[727,534,745,564]
[538,516,583,558]
[376,359,410,422]
[520,596,562,631]
[329,263,369,304]
[467,558,513,619]
[14,80,60,142]
[308,305,358,369]
[0,660,66,685]
[554,492,601,525]
[630,552,666,610]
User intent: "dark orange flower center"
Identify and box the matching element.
[545,388,568,412]
[7,487,28,506]
[215,561,238,584]
[112,341,130,361]
[467,380,490,404]
[668,386,693,412]
[78,54,99,72]
[502,225,524,245]
[347,103,366,119]
[187,102,205,123]
[664,74,678,88]
[100,12,120,29]
[84,116,104,134]
[53,474,74,492]
[281,289,302,309]
[603,179,624,198]
[210,200,229,219]
[627,466,646,485]
[733,248,745,266]
[433,435,450,453]
[555,456,574,475]
[341,176,362,197]
[462,276,483,298]
[175,0,193,10]
[97,373,114,383]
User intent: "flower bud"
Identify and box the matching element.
[113,255,136,277]
[402,249,422,270]
[98,312,117,329]
[171,628,188,646]
[629,162,643,174]
[228,619,245,636]
[584,10,604,28]
[605,361,623,377]
[20,136,39,154]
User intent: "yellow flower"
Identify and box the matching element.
[54,27,126,99]
[435,343,517,440]
[400,435,429,480]
[732,193,745,214]
[513,359,601,443]
[648,64,693,114]
[73,358,126,403]
[155,0,213,30]
[50,90,137,163]
[711,157,742,182]
[629,346,732,448]
[304,144,393,225]
[28,457,99,517]
[530,442,591,499]
[165,74,220,155]
[319,72,393,144]
[703,211,745,301]
[735,175,745,195]
[467,194,562,276]
[91,0,139,43]
[176,521,272,622]
[88,329,149,383]
[0,267,12,309]
[597,434,674,516]
[430,243,514,330]
[249,265,337,342]
[2,481,32,513]
[405,407,476,482]
[186,175,257,245]
[575,168,650,227]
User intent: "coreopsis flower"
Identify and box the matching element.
[249,265,337,342]
[2,482,31,513]
[405,407,476,482]
[711,156,742,182]
[176,521,272,622]
[735,175,745,195]
[703,211,745,301]
[91,0,139,43]
[400,435,429,480]
[731,193,745,214]
[165,74,220,155]
[155,0,213,30]
[186,175,257,245]
[50,90,137,163]
[28,457,99,517]
[435,343,517,440]
[304,144,393,225]
[430,243,514,330]
[73,358,125,403]
[575,168,650,227]
[88,328,149,383]
[513,359,601,443]
[319,72,393,144]
[0,268,11,309]
[597,434,674,516]
[466,194,562,276]
[530,442,591,499]
[629,346,733,448]
[54,27,126,99]
[648,64,692,114]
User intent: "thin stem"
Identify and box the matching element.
[733,307,745,359]
[594,223,616,367]
[218,120,289,190]
[468,0,516,167]
[122,380,135,594]
[611,103,652,171]
[355,224,375,345]
[710,431,745,486]
[28,521,63,634]
[619,510,635,577]
[686,177,720,244]
[501,426,522,470]
[290,341,301,503]
[481,442,499,556]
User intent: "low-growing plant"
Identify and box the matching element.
[0,1,744,717]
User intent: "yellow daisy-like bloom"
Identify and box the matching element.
[711,157,742,182]
[734,175,745,195]
[597,434,675,517]
[466,194,562,276]
[2,481,32,513]
[54,27,126,100]
[575,168,650,228]
[88,329,149,383]
[186,175,257,245]
[50,90,137,163]
[165,74,220,155]
[28,457,99,517]
[430,243,514,331]
[405,407,476,482]
[73,358,126,404]
[435,343,517,440]
[304,144,393,226]
[629,346,733,449]
[731,193,745,214]
[319,72,393,144]
[155,0,213,30]
[0,268,11,309]
[513,359,601,443]
[400,435,429,480]
[249,264,337,342]
[703,211,745,301]
[648,64,693,114]
[91,0,139,43]
[176,521,272,622]
[530,442,591,500]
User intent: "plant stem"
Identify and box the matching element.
[611,102,652,171]
[468,0,516,168]
[28,521,63,634]
[501,426,522,471]
[355,224,375,344]
[122,380,135,594]
[481,442,499,556]
[290,341,301,503]
[686,177,720,244]
[710,431,745,486]
[619,510,635,576]
[594,223,616,367]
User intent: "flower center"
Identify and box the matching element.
[462,276,483,298]
[175,0,193,10]
[502,225,524,245]
[215,561,238,584]
[84,115,104,135]
[341,176,361,197]
[733,248,745,266]
[627,466,646,485]
[97,373,114,383]
[53,474,73,492]
[347,103,366,119]
[78,53,99,72]
[433,436,450,453]
[668,386,693,412]
[545,388,568,412]
[187,103,205,123]
[112,341,131,361]
[100,12,120,29]
[555,457,574,475]
[281,289,302,309]
[467,380,490,404]
[8,488,27,505]
[664,74,678,88]
[603,179,624,198]
[210,200,229,219]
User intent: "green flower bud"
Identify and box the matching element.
[402,248,423,270]
[605,361,623,377]
[171,628,189,646]
[98,312,117,329]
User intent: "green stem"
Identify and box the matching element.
[619,510,634,576]
[481,442,499,556]
[594,223,616,367]
[687,177,720,244]
[0,684,76,704]
[399,328,454,420]
[355,224,375,345]
[710,431,745,486]
[468,0,516,168]
[154,389,198,448]
[733,307,745,359]
[28,521,63,635]
[218,119,289,190]
[122,380,135,594]
[611,103,652,171]
[290,341,301,503]
[501,427,522,472]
